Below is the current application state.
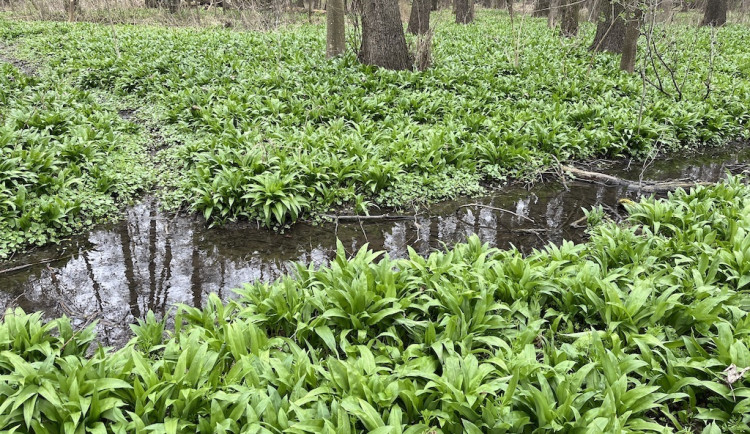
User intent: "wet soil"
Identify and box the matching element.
[1,144,748,346]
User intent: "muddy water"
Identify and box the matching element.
[1,145,748,346]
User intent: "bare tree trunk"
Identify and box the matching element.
[455,0,474,22]
[548,0,558,27]
[533,0,549,16]
[65,0,77,21]
[327,0,346,57]
[359,0,412,70]
[408,0,431,34]
[560,0,580,36]
[619,2,642,72]
[659,0,674,22]
[702,0,728,26]
[590,0,627,53]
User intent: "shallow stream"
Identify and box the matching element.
[1,145,748,346]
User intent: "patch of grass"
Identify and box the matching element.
[2,177,750,431]
[0,62,152,258]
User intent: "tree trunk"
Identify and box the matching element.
[326,0,346,57]
[619,2,642,73]
[702,0,728,26]
[548,0,558,27]
[660,0,674,22]
[65,0,77,21]
[590,0,627,53]
[359,0,412,70]
[408,0,431,34]
[455,0,474,23]
[431,0,438,10]
[533,0,549,16]
[560,0,580,36]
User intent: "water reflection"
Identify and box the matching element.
[1,145,748,346]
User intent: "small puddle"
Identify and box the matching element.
[1,145,748,346]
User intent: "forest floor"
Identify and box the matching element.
[1,9,749,258]
[1,8,750,433]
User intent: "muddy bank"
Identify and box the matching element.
[1,145,748,346]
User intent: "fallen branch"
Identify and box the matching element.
[561,165,712,193]
[0,257,62,275]
[0,248,96,275]
[323,214,415,222]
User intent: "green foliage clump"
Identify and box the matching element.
[2,11,749,229]
[0,63,152,258]
[3,177,750,432]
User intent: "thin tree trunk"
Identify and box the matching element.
[533,0,549,16]
[408,0,431,34]
[619,2,641,73]
[548,0,558,27]
[65,0,77,21]
[560,0,580,36]
[326,0,346,57]
[702,0,728,26]
[359,0,412,70]
[455,0,474,23]
[590,0,627,53]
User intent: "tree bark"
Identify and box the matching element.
[560,0,580,36]
[619,2,642,73]
[359,0,412,70]
[702,0,728,26]
[659,0,674,22]
[326,0,346,57]
[533,0,549,16]
[590,0,627,53]
[408,0,431,34]
[65,0,77,21]
[455,0,474,23]
[548,0,558,27]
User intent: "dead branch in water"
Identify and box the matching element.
[560,165,712,193]
[323,214,416,222]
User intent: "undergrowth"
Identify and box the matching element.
[2,177,750,432]
[0,62,152,258]
[1,10,749,235]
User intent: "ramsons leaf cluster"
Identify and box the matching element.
[2,177,750,432]
[1,11,748,232]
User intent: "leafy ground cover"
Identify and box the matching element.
[2,177,750,432]
[0,61,152,258]
[1,11,749,235]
